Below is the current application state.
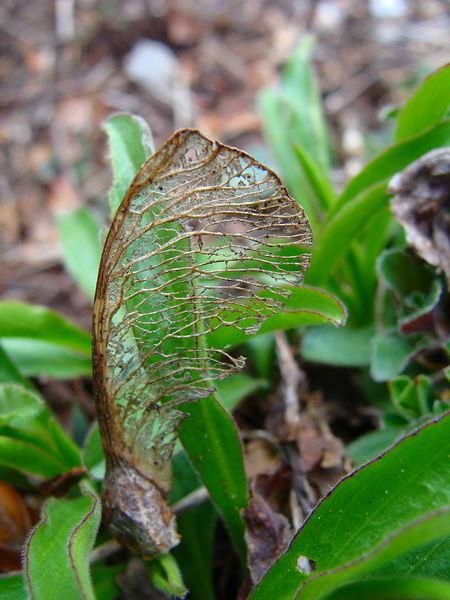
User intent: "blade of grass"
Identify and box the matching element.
[395,64,450,142]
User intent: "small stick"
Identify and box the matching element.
[172,486,209,514]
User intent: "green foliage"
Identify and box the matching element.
[104,112,155,215]
[298,507,450,600]
[259,37,332,232]
[57,206,102,301]
[395,64,450,141]
[179,396,248,561]
[0,383,80,478]
[251,414,450,600]
[0,301,91,378]
[24,481,101,600]
[1,56,449,600]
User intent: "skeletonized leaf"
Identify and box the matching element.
[93,128,311,556]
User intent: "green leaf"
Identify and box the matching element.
[375,533,450,583]
[0,343,31,387]
[395,64,450,142]
[57,206,102,301]
[377,249,443,327]
[179,396,248,562]
[389,375,434,420]
[0,388,81,477]
[378,249,436,297]
[174,501,216,600]
[215,373,268,413]
[1,339,91,379]
[104,113,154,215]
[307,182,389,285]
[82,422,105,480]
[293,144,335,212]
[0,574,27,600]
[250,413,450,600]
[0,435,73,477]
[301,325,373,367]
[330,120,450,217]
[259,90,316,230]
[246,333,275,380]
[370,332,424,382]
[208,285,347,349]
[92,564,124,600]
[171,452,217,600]
[347,427,404,465]
[0,302,91,355]
[260,37,332,230]
[23,481,101,600]
[0,384,44,423]
[321,576,450,600]
[298,506,450,599]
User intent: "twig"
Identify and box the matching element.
[172,486,209,514]
[90,539,122,564]
[275,331,305,440]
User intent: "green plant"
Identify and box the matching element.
[0,48,449,600]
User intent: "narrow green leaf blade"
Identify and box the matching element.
[0,343,31,387]
[301,325,373,367]
[82,423,105,480]
[298,507,450,599]
[104,113,154,215]
[24,482,101,600]
[293,144,335,212]
[179,396,248,562]
[1,339,91,379]
[307,182,389,285]
[0,302,91,356]
[0,384,44,424]
[330,120,450,217]
[0,574,27,600]
[0,436,72,477]
[208,285,347,349]
[322,576,450,600]
[395,64,450,142]
[215,373,267,413]
[57,206,102,301]
[282,37,331,174]
[250,413,450,600]
[171,451,216,600]
[0,388,81,477]
[259,90,315,229]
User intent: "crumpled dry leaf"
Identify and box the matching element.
[389,148,450,289]
[242,492,292,585]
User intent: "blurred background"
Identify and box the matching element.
[1,0,449,326]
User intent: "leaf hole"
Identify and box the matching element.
[296,556,316,575]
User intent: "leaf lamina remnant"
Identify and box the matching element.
[93,128,312,555]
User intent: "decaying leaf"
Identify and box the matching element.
[242,492,292,585]
[93,128,312,555]
[390,148,450,289]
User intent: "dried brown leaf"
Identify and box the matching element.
[390,148,450,289]
[242,492,292,585]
